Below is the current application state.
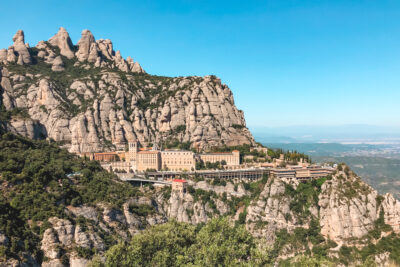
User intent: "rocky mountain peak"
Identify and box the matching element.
[12,30,25,44]
[48,27,75,59]
[0,28,254,151]
[76,29,95,62]
[11,29,31,65]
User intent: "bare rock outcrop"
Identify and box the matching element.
[75,30,95,62]
[0,29,253,151]
[0,231,8,246]
[0,49,7,63]
[246,178,301,242]
[381,193,400,233]
[318,169,400,243]
[48,27,75,59]
[12,30,31,64]
[51,56,65,72]
[40,217,106,265]
[66,205,99,222]
[123,197,168,235]
[163,190,229,225]
[194,181,247,197]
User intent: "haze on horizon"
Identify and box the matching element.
[1,0,399,129]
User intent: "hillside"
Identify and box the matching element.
[0,28,254,152]
[314,156,400,200]
[1,28,400,267]
[1,133,400,266]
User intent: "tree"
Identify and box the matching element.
[101,218,258,267]
[185,217,255,266]
[103,220,196,267]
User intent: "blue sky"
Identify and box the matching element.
[1,0,400,128]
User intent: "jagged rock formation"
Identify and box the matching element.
[31,173,400,266]
[244,168,400,247]
[48,27,75,59]
[0,28,254,151]
[194,180,247,197]
[161,190,229,224]
[246,178,306,243]
[36,198,169,267]
[11,30,31,65]
[318,168,400,243]
[35,191,228,266]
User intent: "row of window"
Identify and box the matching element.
[163,152,194,156]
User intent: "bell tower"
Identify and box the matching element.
[128,140,138,163]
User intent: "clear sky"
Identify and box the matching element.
[1,0,400,128]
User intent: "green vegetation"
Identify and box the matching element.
[284,177,326,223]
[196,160,225,170]
[128,204,156,217]
[0,133,140,261]
[189,187,219,214]
[96,217,266,267]
[231,124,245,129]
[162,137,192,151]
[268,148,311,164]
[271,219,328,261]
[242,174,269,198]
[368,209,392,239]
[0,107,30,121]
[209,144,266,162]
[211,177,227,186]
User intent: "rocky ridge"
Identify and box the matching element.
[245,168,400,249]
[0,28,254,151]
[1,135,400,267]
[36,190,229,267]
[34,171,400,266]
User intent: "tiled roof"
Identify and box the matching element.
[173,179,187,183]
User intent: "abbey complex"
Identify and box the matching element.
[78,140,240,172]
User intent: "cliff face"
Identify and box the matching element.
[246,178,310,243]
[244,169,400,247]
[0,28,254,152]
[37,191,231,267]
[34,173,400,266]
[318,169,400,244]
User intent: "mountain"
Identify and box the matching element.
[1,133,400,266]
[0,28,254,152]
[2,28,400,266]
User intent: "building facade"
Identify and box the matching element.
[199,150,240,166]
[137,151,161,172]
[172,179,188,194]
[93,152,118,162]
[161,150,195,171]
[100,161,131,173]
[86,139,243,173]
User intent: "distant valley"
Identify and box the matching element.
[265,142,400,199]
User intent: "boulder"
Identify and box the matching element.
[51,56,65,72]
